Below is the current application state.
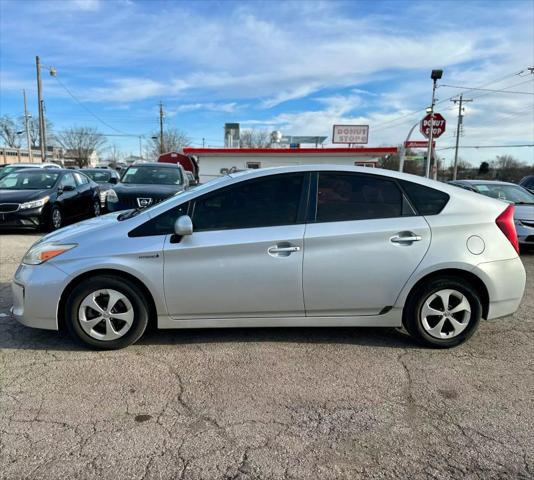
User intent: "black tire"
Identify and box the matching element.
[65,275,149,350]
[403,276,482,348]
[49,205,63,231]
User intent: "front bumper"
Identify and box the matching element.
[0,206,46,229]
[473,257,526,320]
[516,222,534,245]
[11,262,70,330]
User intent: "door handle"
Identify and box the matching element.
[390,232,422,244]
[268,246,301,254]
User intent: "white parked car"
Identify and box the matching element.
[11,165,526,349]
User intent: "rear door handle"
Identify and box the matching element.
[390,232,422,244]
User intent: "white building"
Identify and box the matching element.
[183,147,397,183]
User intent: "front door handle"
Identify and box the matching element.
[390,232,422,244]
[268,244,301,257]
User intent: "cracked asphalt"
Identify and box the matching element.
[0,233,533,480]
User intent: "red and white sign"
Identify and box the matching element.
[332,125,369,144]
[404,140,435,148]
[420,113,446,139]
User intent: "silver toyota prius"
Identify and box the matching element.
[11,165,526,349]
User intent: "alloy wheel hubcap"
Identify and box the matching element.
[420,289,471,339]
[94,201,100,216]
[52,209,61,228]
[78,289,134,341]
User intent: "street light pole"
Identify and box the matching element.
[425,69,443,178]
[159,101,164,155]
[35,56,46,162]
[22,89,33,162]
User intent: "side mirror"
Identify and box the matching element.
[61,185,76,192]
[174,215,193,237]
[110,177,118,184]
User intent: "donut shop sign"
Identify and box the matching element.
[332,124,369,144]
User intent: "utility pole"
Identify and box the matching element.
[159,101,164,154]
[451,94,473,180]
[425,69,443,178]
[202,137,205,148]
[36,56,47,162]
[22,89,33,162]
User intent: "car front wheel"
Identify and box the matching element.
[49,206,63,230]
[93,199,101,217]
[403,277,482,348]
[65,275,149,349]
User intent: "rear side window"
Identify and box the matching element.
[316,173,403,222]
[400,180,449,215]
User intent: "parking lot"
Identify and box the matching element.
[0,233,532,480]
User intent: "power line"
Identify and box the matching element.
[370,69,528,133]
[52,76,132,135]
[437,144,534,150]
[440,84,534,95]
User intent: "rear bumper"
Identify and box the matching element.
[11,262,69,330]
[473,257,526,320]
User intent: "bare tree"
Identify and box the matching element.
[106,143,123,164]
[25,116,54,148]
[239,129,271,148]
[55,127,106,167]
[0,115,22,148]
[149,127,191,159]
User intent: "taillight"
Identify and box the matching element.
[495,204,519,253]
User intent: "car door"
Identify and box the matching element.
[73,172,93,216]
[163,172,309,319]
[303,172,431,316]
[57,172,79,220]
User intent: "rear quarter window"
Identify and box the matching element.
[400,180,450,215]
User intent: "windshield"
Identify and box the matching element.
[474,184,534,204]
[0,171,60,190]
[83,170,112,183]
[121,166,183,185]
[0,165,33,179]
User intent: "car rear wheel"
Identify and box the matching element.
[403,277,482,348]
[65,275,149,349]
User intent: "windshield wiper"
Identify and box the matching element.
[117,208,142,221]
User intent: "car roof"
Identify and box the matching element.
[129,162,179,168]
[452,179,517,186]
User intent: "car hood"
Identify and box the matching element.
[113,183,183,196]
[515,204,534,221]
[39,212,125,244]
[0,189,51,203]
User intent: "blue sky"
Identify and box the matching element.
[0,0,533,165]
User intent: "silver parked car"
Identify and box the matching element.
[12,166,526,349]
[450,180,534,247]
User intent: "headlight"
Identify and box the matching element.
[99,190,108,201]
[22,243,77,265]
[19,196,49,210]
[106,189,118,203]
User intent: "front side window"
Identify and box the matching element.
[129,202,190,237]
[60,173,77,189]
[316,173,403,222]
[74,172,89,185]
[192,173,305,231]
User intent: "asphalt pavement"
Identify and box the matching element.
[0,233,533,480]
